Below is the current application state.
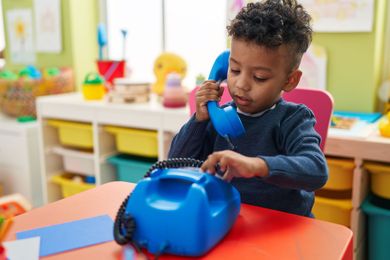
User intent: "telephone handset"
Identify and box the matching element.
[207,50,245,141]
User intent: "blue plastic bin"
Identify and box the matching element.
[361,195,390,260]
[107,154,156,183]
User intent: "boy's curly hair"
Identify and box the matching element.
[227,0,312,68]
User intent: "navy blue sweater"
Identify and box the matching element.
[168,99,328,217]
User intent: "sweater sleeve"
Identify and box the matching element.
[168,115,215,160]
[259,106,328,191]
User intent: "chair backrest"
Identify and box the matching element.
[282,88,333,151]
[188,86,333,151]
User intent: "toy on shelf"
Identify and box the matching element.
[82,72,105,100]
[0,216,13,260]
[96,24,126,85]
[0,67,74,117]
[0,193,32,218]
[19,65,42,79]
[0,216,13,242]
[107,78,150,104]
[152,52,186,95]
[379,112,390,138]
[97,23,107,60]
[97,60,126,85]
[162,72,187,108]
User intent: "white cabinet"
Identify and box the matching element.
[0,114,43,207]
[36,93,189,203]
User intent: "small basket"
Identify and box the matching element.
[0,68,74,117]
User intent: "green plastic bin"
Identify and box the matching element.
[107,154,156,183]
[361,195,390,260]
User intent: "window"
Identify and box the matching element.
[105,0,227,87]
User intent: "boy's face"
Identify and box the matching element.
[227,38,301,114]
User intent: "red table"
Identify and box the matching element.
[4,182,353,259]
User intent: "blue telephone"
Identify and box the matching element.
[113,51,245,257]
[113,159,241,257]
[207,50,245,140]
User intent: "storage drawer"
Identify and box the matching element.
[324,157,354,191]
[104,126,158,157]
[312,196,352,227]
[362,195,390,260]
[47,119,93,149]
[365,162,390,199]
[107,154,156,183]
[52,147,94,176]
[51,173,95,198]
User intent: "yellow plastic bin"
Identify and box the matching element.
[312,196,352,227]
[51,173,95,198]
[365,162,390,199]
[323,157,354,190]
[47,120,93,149]
[104,126,158,157]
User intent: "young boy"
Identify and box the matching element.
[168,0,328,217]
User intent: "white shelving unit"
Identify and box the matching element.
[36,93,189,204]
[0,114,43,207]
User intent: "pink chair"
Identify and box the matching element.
[282,88,333,151]
[188,87,333,151]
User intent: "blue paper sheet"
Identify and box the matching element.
[16,215,114,257]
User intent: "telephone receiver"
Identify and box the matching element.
[207,50,245,139]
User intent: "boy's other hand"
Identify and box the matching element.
[200,150,269,182]
[195,80,224,121]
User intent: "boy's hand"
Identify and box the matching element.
[200,150,269,182]
[195,80,224,121]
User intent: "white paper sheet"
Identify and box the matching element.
[298,44,327,90]
[34,0,62,53]
[300,0,374,32]
[3,237,40,260]
[6,9,36,64]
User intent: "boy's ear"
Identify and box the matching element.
[282,69,302,92]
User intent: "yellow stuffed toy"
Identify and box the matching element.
[152,52,187,95]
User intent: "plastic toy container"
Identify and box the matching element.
[362,195,390,260]
[47,120,93,149]
[107,154,156,183]
[162,73,187,108]
[104,126,158,157]
[312,196,352,227]
[365,162,390,199]
[82,73,105,100]
[323,157,354,190]
[96,60,125,84]
[51,173,95,198]
[52,147,94,176]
